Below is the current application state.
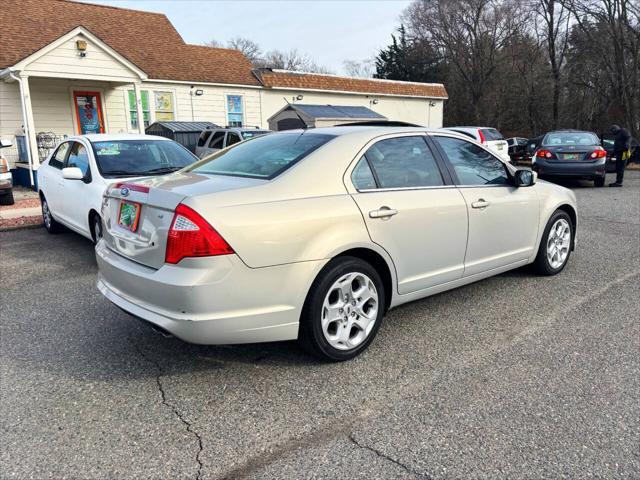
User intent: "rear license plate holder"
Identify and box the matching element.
[118,200,141,232]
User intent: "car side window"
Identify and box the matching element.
[197,131,212,147]
[208,131,226,149]
[434,136,509,186]
[351,156,377,190]
[364,136,444,189]
[66,142,91,178]
[226,132,241,147]
[50,142,70,169]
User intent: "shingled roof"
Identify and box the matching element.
[255,69,448,99]
[0,0,447,97]
[0,0,260,86]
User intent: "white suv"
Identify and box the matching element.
[443,127,510,162]
[195,127,271,159]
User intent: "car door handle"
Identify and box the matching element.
[369,207,398,219]
[471,199,490,209]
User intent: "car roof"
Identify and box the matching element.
[68,133,171,143]
[544,129,597,135]
[275,125,442,137]
[446,126,498,130]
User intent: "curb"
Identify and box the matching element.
[0,223,44,232]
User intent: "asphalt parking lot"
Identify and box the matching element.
[1,172,639,479]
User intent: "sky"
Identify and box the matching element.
[85,0,412,75]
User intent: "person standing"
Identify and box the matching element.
[609,124,631,187]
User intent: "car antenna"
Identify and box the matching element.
[283,97,308,130]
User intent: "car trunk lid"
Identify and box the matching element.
[101,171,266,269]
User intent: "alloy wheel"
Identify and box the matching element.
[321,272,379,351]
[42,201,52,229]
[546,218,571,269]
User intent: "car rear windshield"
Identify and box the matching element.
[190,132,335,179]
[543,132,598,146]
[241,131,270,140]
[481,128,503,141]
[93,140,197,177]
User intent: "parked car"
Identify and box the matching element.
[96,126,578,361]
[195,127,271,158]
[525,135,544,163]
[442,126,510,162]
[506,137,529,163]
[0,138,14,205]
[531,130,606,187]
[38,134,198,243]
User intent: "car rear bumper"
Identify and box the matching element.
[533,158,606,178]
[95,240,325,344]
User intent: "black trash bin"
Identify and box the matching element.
[145,121,218,154]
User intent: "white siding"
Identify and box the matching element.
[262,89,444,129]
[28,78,75,135]
[112,82,263,131]
[0,80,22,138]
[23,34,139,82]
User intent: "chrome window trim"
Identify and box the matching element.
[356,184,456,193]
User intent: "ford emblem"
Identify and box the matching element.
[120,187,130,197]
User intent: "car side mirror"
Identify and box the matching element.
[62,167,84,180]
[514,169,535,187]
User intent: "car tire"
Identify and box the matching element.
[91,214,103,244]
[299,256,385,361]
[594,175,605,187]
[533,210,573,276]
[0,189,14,205]
[41,196,63,234]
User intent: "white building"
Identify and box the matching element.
[0,0,448,187]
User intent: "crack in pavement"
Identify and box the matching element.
[129,338,204,480]
[220,409,375,479]
[348,434,433,479]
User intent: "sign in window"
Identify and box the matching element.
[227,95,243,127]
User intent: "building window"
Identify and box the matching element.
[128,90,150,130]
[154,92,175,121]
[226,95,243,127]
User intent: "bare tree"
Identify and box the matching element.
[531,0,571,128]
[259,49,333,73]
[227,37,262,64]
[560,0,640,135]
[402,0,526,124]
[343,59,376,78]
[203,39,223,48]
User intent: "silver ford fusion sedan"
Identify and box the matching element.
[96,126,578,361]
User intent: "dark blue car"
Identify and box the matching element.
[532,130,607,187]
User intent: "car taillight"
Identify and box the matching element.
[589,148,606,159]
[0,157,8,174]
[478,129,486,144]
[536,149,555,159]
[165,203,233,264]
